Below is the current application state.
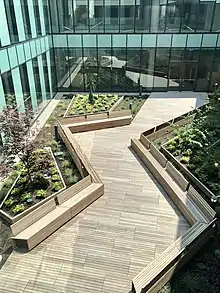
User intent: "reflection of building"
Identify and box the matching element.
[0,0,220,113]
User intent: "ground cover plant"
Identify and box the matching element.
[2,148,64,216]
[36,97,82,187]
[159,225,220,293]
[68,94,119,115]
[165,93,220,196]
[114,95,148,116]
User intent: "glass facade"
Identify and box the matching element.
[0,0,220,113]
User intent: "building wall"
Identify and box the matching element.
[1,0,220,114]
[49,0,220,93]
[0,0,55,113]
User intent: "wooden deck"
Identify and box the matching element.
[0,94,207,293]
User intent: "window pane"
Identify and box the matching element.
[197,2,214,32]
[97,48,112,92]
[75,3,89,32]
[140,48,155,91]
[1,71,15,97]
[4,0,19,43]
[32,57,43,105]
[181,0,199,32]
[120,0,135,33]
[105,1,120,32]
[21,0,32,39]
[90,0,104,32]
[33,0,42,36]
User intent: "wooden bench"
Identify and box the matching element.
[166,161,189,192]
[132,221,216,293]
[11,199,56,236]
[56,175,91,205]
[67,115,132,133]
[187,185,216,221]
[59,183,104,217]
[11,183,104,251]
[150,143,167,168]
[140,134,151,150]
[131,139,211,225]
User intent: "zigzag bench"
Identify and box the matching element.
[131,131,216,293]
[10,110,132,251]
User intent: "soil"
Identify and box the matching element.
[159,222,220,293]
[114,95,148,116]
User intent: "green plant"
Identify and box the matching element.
[12,204,25,215]
[69,174,81,184]
[36,189,47,199]
[11,187,21,196]
[17,176,27,185]
[51,174,60,181]
[180,156,190,164]
[2,177,14,189]
[64,168,73,177]
[52,182,62,192]
[51,168,59,175]
[62,160,71,168]
[21,193,31,202]
[4,198,15,207]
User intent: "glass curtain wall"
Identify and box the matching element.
[48,0,219,33]
[53,36,220,93]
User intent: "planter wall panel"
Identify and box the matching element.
[11,198,57,236]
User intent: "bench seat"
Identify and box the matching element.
[131,139,211,225]
[12,183,104,251]
[132,222,211,293]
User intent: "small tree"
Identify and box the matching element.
[84,61,97,105]
[0,104,38,184]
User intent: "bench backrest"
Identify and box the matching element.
[56,175,92,205]
[166,162,189,191]
[11,198,56,236]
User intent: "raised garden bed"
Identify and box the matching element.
[1,148,65,217]
[67,94,119,116]
[162,101,220,197]
[114,95,148,116]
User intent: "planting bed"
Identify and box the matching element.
[68,94,119,115]
[163,101,220,197]
[1,148,64,216]
[114,95,148,116]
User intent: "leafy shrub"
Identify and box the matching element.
[17,176,27,185]
[4,198,15,207]
[180,156,190,164]
[52,182,62,192]
[20,168,28,177]
[62,160,71,168]
[183,149,192,156]
[12,204,25,215]
[13,162,24,171]
[47,140,61,151]
[69,174,81,184]
[49,162,55,167]
[36,189,47,199]
[11,187,21,196]
[64,168,72,177]
[51,168,59,175]
[51,174,60,181]
[21,193,31,202]
[2,178,14,189]
[168,145,176,153]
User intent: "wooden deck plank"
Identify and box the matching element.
[0,95,204,293]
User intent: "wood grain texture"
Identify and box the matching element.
[0,95,205,293]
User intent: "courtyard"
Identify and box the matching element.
[0,92,208,293]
